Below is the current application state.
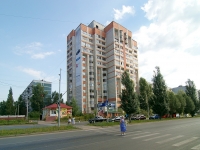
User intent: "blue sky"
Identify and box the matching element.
[0,0,200,102]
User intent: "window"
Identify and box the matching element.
[51,110,56,114]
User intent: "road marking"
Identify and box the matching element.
[119,132,150,137]
[191,144,200,149]
[173,137,198,147]
[144,134,171,141]
[114,131,142,136]
[132,133,159,139]
[156,135,183,144]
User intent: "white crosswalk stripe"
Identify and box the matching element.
[115,131,150,137]
[156,135,184,144]
[131,133,159,139]
[143,134,171,141]
[172,137,198,147]
[191,144,200,150]
[85,128,200,149]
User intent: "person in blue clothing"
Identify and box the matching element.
[120,116,126,135]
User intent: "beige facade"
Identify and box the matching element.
[67,20,139,113]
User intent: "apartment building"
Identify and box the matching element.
[21,80,52,112]
[67,20,139,113]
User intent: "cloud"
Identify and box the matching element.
[31,52,54,59]
[17,66,57,82]
[133,0,200,89]
[17,67,45,79]
[113,5,135,20]
[14,42,55,59]
[14,42,43,55]
[105,21,111,26]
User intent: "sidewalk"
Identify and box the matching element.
[37,121,57,125]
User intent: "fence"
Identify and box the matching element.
[0,115,25,120]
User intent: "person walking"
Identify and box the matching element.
[72,117,75,125]
[120,116,126,135]
[68,116,71,125]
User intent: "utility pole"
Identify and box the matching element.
[58,68,61,127]
[146,94,149,120]
[26,94,34,120]
[18,103,19,116]
[26,97,29,120]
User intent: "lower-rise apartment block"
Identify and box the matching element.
[21,80,52,112]
[67,20,139,114]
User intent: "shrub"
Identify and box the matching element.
[29,111,40,119]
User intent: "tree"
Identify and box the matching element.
[139,77,153,118]
[6,87,15,115]
[51,91,63,104]
[0,100,7,115]
[185,79,198,117]
[167,91,180,117]
[176,91,186,116]
[30,84,47,113]
[120,70,139,122]
[151,67,168,119]
[17,95,26,115]
[184,94,195,116]
[68,97,80,116]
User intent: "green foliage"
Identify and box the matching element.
[52,91,63,104]
[120,70,139,121]
[0,119,27,125]
[30,84,46,113]
[69,97,80,116]
[176,91,186,115]
[29,111,40,119]
[184,94,195,115]
[0,101,7,115]
[139,77,153,116]
[151,67,169,118]
[83,113,94,121]
[17,95,26,115]
[0,125,78,137]
[168,91,181,115]
[6,87,15,115]
[185,79,198,117]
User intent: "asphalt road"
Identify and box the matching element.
[0,118,200,150]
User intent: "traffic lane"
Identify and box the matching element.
[1,118,200,150]
[127,117,200,136]
[0,130,123,150]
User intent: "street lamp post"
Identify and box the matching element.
[146,95,150,120]
[26,94,34,120]
[58,68,61,127]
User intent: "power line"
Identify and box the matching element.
[0,81,24,88]
[43,55,66,80]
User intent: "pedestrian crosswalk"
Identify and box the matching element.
[84,127,200,149]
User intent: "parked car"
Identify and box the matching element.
[109,116,122,122]
[131,115,137,120]
[88,116,107,123]
[149,114,160,119]
[136,115,146,120]
[131,114,146,120]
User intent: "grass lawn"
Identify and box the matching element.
[0,125,79,137]
[0,119,38,125]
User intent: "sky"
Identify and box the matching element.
[0,0,200,102]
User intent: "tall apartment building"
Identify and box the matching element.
[67,20,139,113]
